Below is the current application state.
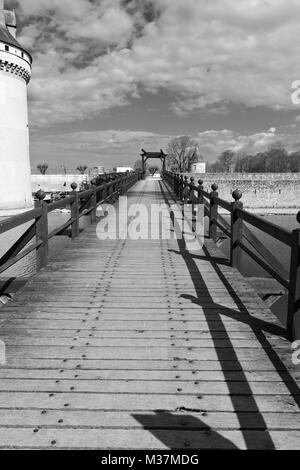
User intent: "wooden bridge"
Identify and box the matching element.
[0,170,299,449]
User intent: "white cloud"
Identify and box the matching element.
[8,0,300,126]
[29,126,292,171]
[30,129,172,170]
[196,128,283,160]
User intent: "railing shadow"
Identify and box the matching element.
[169,238,300,444]
[169,239,278,449]
[132,411,239,449]
[200,243,300,406]
[159,181,278,449]
[0,278,15,295]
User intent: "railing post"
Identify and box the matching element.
[197,179,204,205]
[189,177,195,194]
[90,179,97,224]
[190,177,197,232]
[70,183,79,239]
[174,173,179,197]
[119,175,123,196]
[182,176,189,204]
[117,176,123,198]
[113,179,118,202]
[103,182,108,202]
[179,175,184,200]
[287,211,300,340]
[209,184,219,242]
[97,183,103,205]
[230,190,243,270]
[110,179,113,199]
[35,190,48,271]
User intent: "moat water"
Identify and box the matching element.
[220,214,298,278]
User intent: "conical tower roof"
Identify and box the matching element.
[194,145,204,162]
[186,144,205,162]
[0,1,32,62]
[0,22,22,49]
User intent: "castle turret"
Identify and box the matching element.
[0,0,33,215]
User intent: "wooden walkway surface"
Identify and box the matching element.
[0,178,299,449]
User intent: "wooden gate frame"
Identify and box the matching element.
[140,149,168,179]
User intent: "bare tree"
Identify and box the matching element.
[149,166,160,176]
[37,163,49,175]
[76,165,88,174]
[134,159,149,172]
[218,150,236,172]
[167,136,199,172]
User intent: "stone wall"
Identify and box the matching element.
[190,173,300,213]
[31,174,88,193]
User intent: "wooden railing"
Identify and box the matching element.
[0,171,142,275]
[164,171,300,340]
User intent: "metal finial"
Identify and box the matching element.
[71,182,78,191]
[91,178,97,186]
[211,183,218,192]
[232,189,242,201]
[190,177,194,182]
[198,179,203,186]
[35,189,46,201]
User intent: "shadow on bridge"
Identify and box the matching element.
[168,237,300,449]
[158,181,300,449]
[132,411,238,449]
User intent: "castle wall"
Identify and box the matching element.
[190,173,300,213]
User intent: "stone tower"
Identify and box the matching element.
[0,0,33,215]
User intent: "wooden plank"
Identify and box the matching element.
[0,358,294,372]
[0,320,283,332]
[1,427,300,449]
[5,345,289,361]
[0,378,295,395]
[0,391,297,412]
[0,336,288,349]
[0,326,273,336]
[0,368,297,383]
[0,312,278,323]
[0,178,298,450]
[0,409,299,431]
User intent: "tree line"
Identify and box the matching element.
[36,164,90,175]
[36,140,300,176]
[208,144,300,173]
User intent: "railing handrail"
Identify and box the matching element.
[165,170,294,246]
[236,207,293,246]
[0,170,142,277]
[163,170,300,341]
[207,190,292,246]
[0,207,42,236]
[0,172,139,232]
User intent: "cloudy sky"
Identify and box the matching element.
[6,0,300,172]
